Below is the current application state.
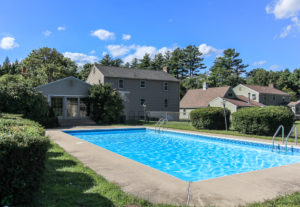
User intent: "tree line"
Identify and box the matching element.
[0,46,299,100]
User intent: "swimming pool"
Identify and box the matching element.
[64,128,300,182]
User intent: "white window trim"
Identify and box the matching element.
[118,79,124,89]
[163,82,168,91]
[140,80,146,88]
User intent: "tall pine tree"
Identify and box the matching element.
[183,45,206,77]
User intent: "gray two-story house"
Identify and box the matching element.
[86,65,180,120]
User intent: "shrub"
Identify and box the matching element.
[0,75,58,128]
[232,106,294,136]
[88,84,124,124]
[0,114,49,206]
[190,107,230,130]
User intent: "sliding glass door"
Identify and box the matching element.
[66,98,78,118]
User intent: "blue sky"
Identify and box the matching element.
[0,0,299,71]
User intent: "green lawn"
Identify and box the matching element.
[121,120,300,142]
[34,128,300,207]
[34,141,176,207]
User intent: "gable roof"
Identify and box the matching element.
[36,76,91,89]
[94,65,179,82]
[241,84,288,95]
[180,86,230,108]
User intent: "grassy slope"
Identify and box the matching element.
[34,142,177,207]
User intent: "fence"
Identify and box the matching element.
[127,110,191,122]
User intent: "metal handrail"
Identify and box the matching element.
[284,126,298,151]
[155,118,164,131]
[155,117,168,132]
[272,125,284,149]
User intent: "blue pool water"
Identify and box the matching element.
[64,128,300,181]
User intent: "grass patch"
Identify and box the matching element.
[244,192,300,207]
[34,141,177,207]
[118,120,300,142]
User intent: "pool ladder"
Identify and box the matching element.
[272,125,298,151]
[155,118,168,132]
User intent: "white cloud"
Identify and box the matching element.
[266,0,300,37]
[266,0,300,19]
[198,44,223,57]
[43,30,52,37]
[270,64,280,70]
[102,51,107,56]
[253,60,267,66]
[280,24,293,37]
[63,52,98,66]
[90,50,96,54]
[57,26,66,31]
[107,44,135,57]
[91,29,115,40]
[123,45,173,63]
[0,36,19,50]
[122,34,131,40]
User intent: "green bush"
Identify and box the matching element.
[232,106,294,136]
[0,114,49,206]
[190,107,230,130]
[88,84,124,124]
[0,75,58,128]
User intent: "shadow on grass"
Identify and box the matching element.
[33,148,115,207]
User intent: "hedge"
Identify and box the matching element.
[0,75,58,128]
[232,106,294,136]
[190,107,230,130]
[0,114,49,206]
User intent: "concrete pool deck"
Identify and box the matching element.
[46,126,300,207]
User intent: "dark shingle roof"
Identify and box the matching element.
[94,65,179,82]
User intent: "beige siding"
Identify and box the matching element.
[179,108,196,120]
[233,84,260,102]
[233,84,290,105]
[209,97,238,113]
[86,66,105,85]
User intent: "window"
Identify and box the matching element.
[51,97,63,116]
[252,94,256,100]
[140,98,145,106]
[282,96,286,102]
[183,109,186,115]
[164,99,168,108]
[164,82,168,91]
[140,80,146,88]
[273,95,276,101]
[80,98,89,117]
[228,92,233,97]
[118,79,124,89]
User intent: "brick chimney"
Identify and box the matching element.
[203,82,208,90]
[162,66,169,73]
[268,83,274,88]
[22,67,27,76]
